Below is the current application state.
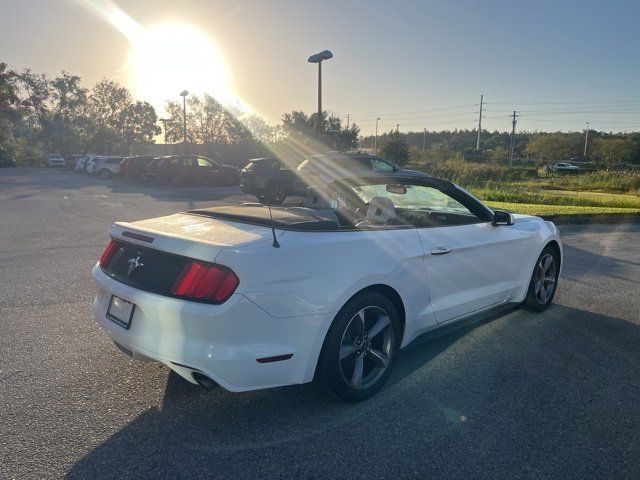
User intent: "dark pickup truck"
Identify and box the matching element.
[240,157,303,204]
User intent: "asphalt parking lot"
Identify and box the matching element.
[1,168,640,479]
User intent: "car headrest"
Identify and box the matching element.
[366,196,396,224]
[305,186,332,209]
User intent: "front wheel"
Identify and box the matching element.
[319,292,401,402]
[524,246,559,312]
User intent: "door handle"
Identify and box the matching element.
[430,246,452,255]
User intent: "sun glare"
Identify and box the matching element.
[128,22,244,115]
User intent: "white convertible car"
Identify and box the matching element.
[93,172,562,402]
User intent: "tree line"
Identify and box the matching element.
[364,128,640,168]
[0,62,359,164]
[2,61,638,168]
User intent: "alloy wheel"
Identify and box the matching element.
[339,306,395,390]
[534,253,556,304]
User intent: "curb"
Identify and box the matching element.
[541,214,640,226]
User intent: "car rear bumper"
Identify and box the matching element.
[92,265,324,392]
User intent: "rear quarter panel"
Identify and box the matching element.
[215,228,434,347]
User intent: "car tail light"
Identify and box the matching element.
[99,239,120,267]
[171,261,239,303]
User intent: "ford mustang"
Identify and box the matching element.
[92,172,562,402]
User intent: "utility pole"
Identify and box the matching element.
[508,110,518,169]
[346,113,350,130]
[422,128,426,152]
[476,94,483,150]
[159,118,169,155]
[374,117,380,154]
[179,90,189,155]
[396,124,399,133]
[583,121,590,158]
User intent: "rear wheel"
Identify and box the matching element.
[525,246,559,311]
[319,292,400,402]
[267,184,286,204]
[99,169,111,179]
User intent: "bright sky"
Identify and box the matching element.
[1,0,639,134]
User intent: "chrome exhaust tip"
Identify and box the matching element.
[192,372,217,390]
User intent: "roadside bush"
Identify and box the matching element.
[419,160,536,187]
[472,187,640,209]
[549,170,640,193]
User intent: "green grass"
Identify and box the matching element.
[472,187,640,209]
[485,201,640,217]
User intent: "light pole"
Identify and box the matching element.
[307,50,333,130]
[180,90,189,155]
[422,128,426,152]
[374,117,380,154]
[584,121,590,158]
[159,118,169,155]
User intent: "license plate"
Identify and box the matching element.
[107,295,135,329]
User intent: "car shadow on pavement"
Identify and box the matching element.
[66,304,640,479]
[561,240,640,285]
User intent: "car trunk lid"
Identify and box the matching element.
[110,212,281,262]
[102,212,281,298]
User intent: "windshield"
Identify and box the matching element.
[350,183,472,214]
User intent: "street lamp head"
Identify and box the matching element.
[180,90,189,97]
[308,50,333,63]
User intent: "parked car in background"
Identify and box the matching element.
[297,152,402,189]
[240,157,302,204]
[144,155,240,186]
[140,157,163,182]
[85,156,102,174]
[550,162,580,172]
[120,155,156,180]
[93,156,123,179]
[66,154,84,169]
[0,152,16,167]
[75,155,91,172]
[46,154,66,168]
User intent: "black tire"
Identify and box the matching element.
[524,245,559,312]
[267,183,286,204]
[99,169,111,179]
[319,291,401,402]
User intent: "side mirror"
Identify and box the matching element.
[492,210,514,226]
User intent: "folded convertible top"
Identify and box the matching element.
[187,205,340,231]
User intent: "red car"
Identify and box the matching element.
[120,155,157,180]
[144,155,240,186]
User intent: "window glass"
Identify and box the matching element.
[333,157,371,171]
[351,184,477,217]
[370,158,395,171]
[197,157,212,167]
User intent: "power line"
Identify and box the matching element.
[348,103,477,118]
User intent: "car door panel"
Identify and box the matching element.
[418,222,522,324]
